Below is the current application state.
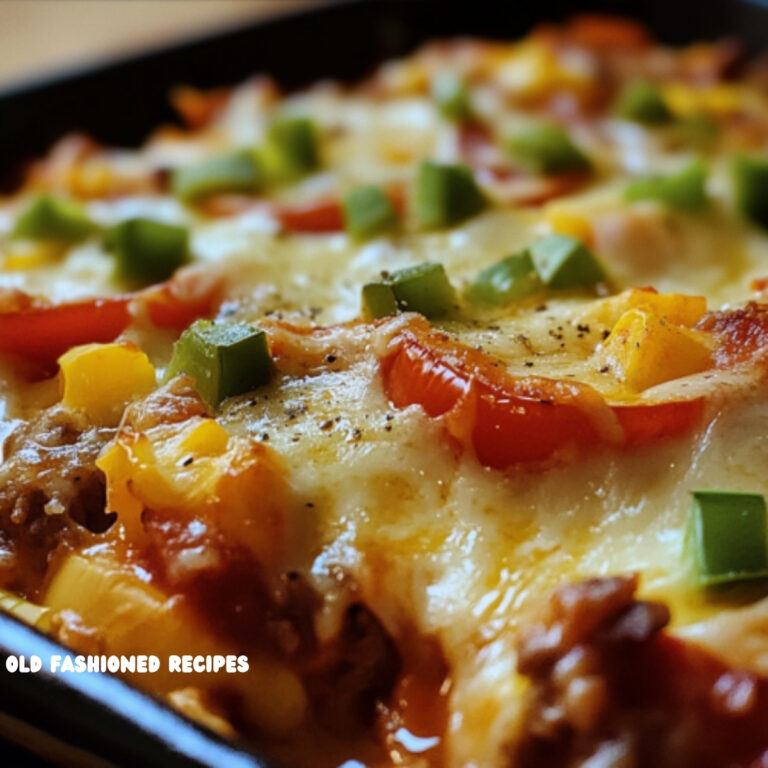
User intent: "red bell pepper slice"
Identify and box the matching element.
[381,325,704,469]
[0,296,132,365]
[0,275,222,367]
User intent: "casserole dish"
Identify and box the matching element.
[2,1,768,766]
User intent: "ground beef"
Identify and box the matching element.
[302,602,401,735]
[0,405,114,594]
[511,574,768,768]
[181,554,400,735]
[0,406,111,520]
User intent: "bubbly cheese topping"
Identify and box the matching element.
[2,18,768,768]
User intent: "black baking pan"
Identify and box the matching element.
[1,0,768,185]
[1,0,768,766]
[0,611,274,768]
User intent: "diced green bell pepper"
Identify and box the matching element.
[259,116,320,183]
[362,263,456,319]
[362,282,399,319]
[507,123,591,175]
[415,161,487,229]
[166,320,273,409]
[685,490,768,587]
[432,73,473,121]
[12,194,97,243]
[614,80,673,125]
[171,150,262,202]
[343,186,398,239]
[105,218,190,286]
[468,251,542,306]
[625,159,708,211]
[733,154,768,229]
[529,234,605,289]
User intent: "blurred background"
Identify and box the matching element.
[0,0,313,89]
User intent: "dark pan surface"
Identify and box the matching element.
[1,0,767,766]
[0,611,273,767]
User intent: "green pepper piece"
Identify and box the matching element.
[684,490,768,586]
[432,73,473,121]
[625,159,708,211]
[613,80,673,125]
[733,154,768,229]
[390,263,456,317]
[361,263,456,319]
[166,320,272,409]
[171,150,262,202]
[362,282,399,319]
[12,194,97,243]
[105,218,190,286]
[468,251,542,306]
[343,186,398,240]
[259,116,320,183]
[507,123,591,175]
[529,234,604,289]
[415,161,487,229]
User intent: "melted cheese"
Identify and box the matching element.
[2,27,768,768]
[215,325,768,766]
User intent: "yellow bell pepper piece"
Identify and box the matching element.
[587,288,707,330]
[58,342,156,426]
[599,307,713,391]
[3,240,63,270]
[663,83,705,116]
[97,416,290,568]
[663,82,748,118]
[495,40,594,101]
[97,417,231,519]
[0,588,51,630]
[44,554,307,735]
[378,59,429,95]
[546,205,594,247]
[66,160,116,199]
